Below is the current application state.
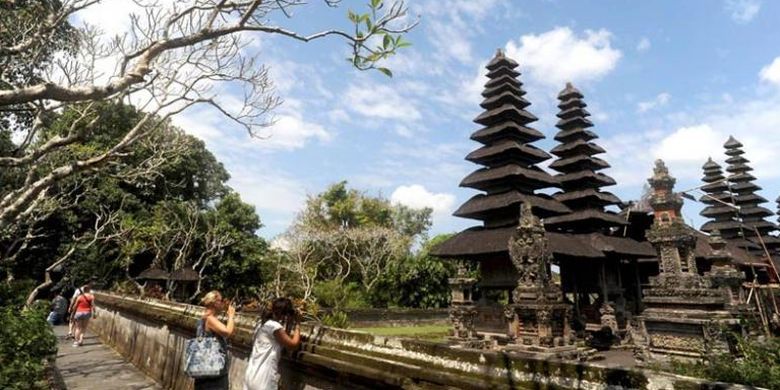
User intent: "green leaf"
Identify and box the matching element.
[377,67,393,77]
[382,34,391,49]
[348,10,358,23]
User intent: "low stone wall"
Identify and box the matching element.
[89,292,754,390]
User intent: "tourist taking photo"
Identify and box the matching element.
[243,298,301,390]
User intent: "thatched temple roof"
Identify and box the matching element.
[137,267,170,281]
[432,226,654,259]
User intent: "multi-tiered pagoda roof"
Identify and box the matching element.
[434,51,653,261]
[777,195,780,226]
[723,137,780,260]
[699,158,747,244]
[453,50,568,229]
[544,83,626,232]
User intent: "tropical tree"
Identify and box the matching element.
[0,0,416,229]
[372,234,457,308]
[5,102,269,304]
[277,181,433,308]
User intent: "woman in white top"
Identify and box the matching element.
[244,298,301,390]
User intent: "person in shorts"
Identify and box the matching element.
[68,285,94,347]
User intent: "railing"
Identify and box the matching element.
[89,292,753,390]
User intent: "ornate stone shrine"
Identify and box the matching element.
[637,160,743,359]
[504,203,576,356]
[448,265,478,342]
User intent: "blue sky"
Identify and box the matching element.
[78,0,780,239]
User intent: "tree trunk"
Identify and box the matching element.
[25,246,76,307]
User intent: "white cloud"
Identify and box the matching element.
[344,83,421,122]
[228,167,308,234]
[172,108,224,143]
[328,109,350,123]
[759,57,780,86]
[73,1,141,36]
[654,124,723,164]
[416,0,510,64]
[603,91,780,195]
[174,102,329,152]
[394,125,414,138]
[505,27,622,87]
[637,92,671,113]
[636,37,651,52]
[251,114,331,151]
[391,185,456,216]
[724,0,761,23]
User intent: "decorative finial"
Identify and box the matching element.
[565,81,573,88]
[653,159,669,176]
[703,157,720,169]
[495,48,504,57]
[724,136,742,148]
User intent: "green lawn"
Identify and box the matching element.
[352,324,451,341]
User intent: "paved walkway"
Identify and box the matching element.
[54,325,161,390]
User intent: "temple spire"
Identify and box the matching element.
[544,82,625,232]
[454,50,568,228]
[699,157,744,242]
[723,136,780,260]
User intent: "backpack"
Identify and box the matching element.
[183,319,228,378]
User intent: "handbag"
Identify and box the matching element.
[183,319,228,378]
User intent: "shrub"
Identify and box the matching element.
[313,280,369,310]
[0,304,58,390]
[321,310,350,329]
[704,336,780,388]
[0,279,37,308]
[371,254,453,309]
[667,335,780,389]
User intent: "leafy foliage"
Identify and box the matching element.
[666,335,780,388]
[0,297,57,390]
[297,180,431,239]
[276,181,436,309]
[314,280,370,310]
[0,0,78,133]
[321,310,350,329]
[370,234,456,308]
[346,0,414,75]
[2,102,270,303]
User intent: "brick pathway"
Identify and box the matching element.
[54,325,161,390]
